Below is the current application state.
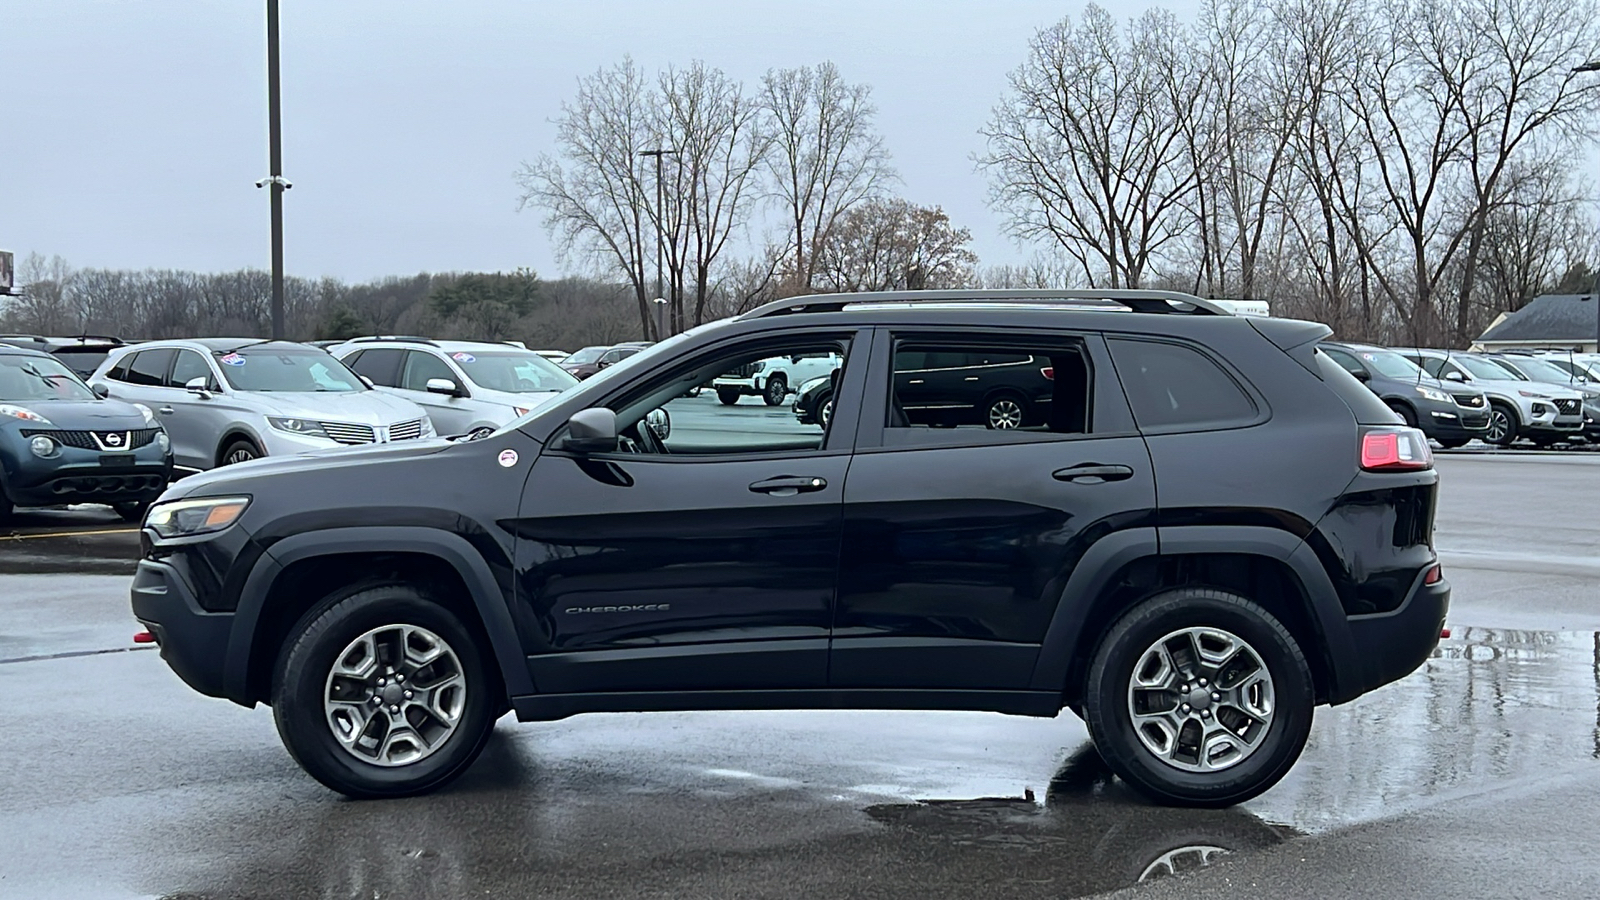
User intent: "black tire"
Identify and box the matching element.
[1386,401,1418,427]
[984,392,1028,429]
[1083,588,1314,808]
[717,388,741,406]
[112,501,150,523]
[220,438,263,466]
[1436,437,1470,449]
[0,484,12,522]
[820,396,834,428]
[763,374,788,406]
[271,584,501,799]
[1485,402,1518,447]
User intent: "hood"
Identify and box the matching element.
[242,389,428,425]
[469,386,564,411]
[0,397,154,430]
[163,437,454,500]
[1454,375,1580,399]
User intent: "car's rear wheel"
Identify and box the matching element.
[272,584,500,798]
[1485,402,1518,447]
[717,388,741,406]
[1084,588,1313,807]
[763,374,788,406]
[985,393,1027,429]
[0,485,12,522]
[221,438,262,466]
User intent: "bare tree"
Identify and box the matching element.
[761,62,894,291]
[7,253,75,334]
[980,5,1209,288]
[814,199,978,292]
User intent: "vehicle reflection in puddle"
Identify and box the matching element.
[1250,626,1600,831]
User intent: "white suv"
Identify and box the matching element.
[712,351,841,406]
[90,339,433,469]
[334,338,577,437]
[1401,349,1585,446]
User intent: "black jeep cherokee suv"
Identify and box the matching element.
[132,290,1448,807]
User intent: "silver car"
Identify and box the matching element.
[89,339,434,469]
[332,338,578,437]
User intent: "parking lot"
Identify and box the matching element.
[0,447,1597,900]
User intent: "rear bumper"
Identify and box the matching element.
[1342,571,1450,699]
[131,558,236,700]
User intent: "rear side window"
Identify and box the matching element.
[884,335,1093,444]
[1109,339,1257,430]
[124,349,175,387]
[346,348,404,386]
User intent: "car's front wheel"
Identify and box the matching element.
[1083,588,1313,807]
[272,584,500,798]
[221,438,262,466]
[763,374,788,406]
[1484,402,1518,447]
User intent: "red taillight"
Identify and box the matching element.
[1360,428,1432,471]
[1424,563,1442,585]
[133,631,156,644]
[1040,366,1054,380]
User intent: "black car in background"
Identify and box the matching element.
[1320,342,1489,448]
[794,347,1061,429]
[0,345,172,521]
[560,342,652,380]
[46,335,127,379]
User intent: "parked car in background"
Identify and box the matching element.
[333,338,577,438]
[91,339,433,470]
[534,349,569,362]
[557,345,609,379]
[1487,353,1600,442]
[1531,351,1600,383]
[792,347,1062,429]
[44,335,127,379]
[715,350,841,406]
[0,334,55,352]
[1399,349,1585,447]
[1319,343,1489,448]
[0,344,171,521]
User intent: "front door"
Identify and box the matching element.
[510,329,866,695]
[397,350,473,435]
[833,329,1156,690]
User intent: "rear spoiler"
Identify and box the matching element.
[1249,318,1333,378]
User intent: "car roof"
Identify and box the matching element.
[333,337,536,353]
[125,338,312,354]
[0,344,55,360]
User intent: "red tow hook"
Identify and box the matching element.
[133,631,156,644]
[1440,627,1452,639]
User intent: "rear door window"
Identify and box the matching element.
[346,348,404,386]
[124,349,175,387]
[1108,338,1258,430]
[883,334,1095,444]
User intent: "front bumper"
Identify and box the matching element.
[1416,398,1489,440]
[1,438,171,506]
[711,376,763,396]
[131,557,235,699]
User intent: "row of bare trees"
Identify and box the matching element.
[519,59,977,337]
[981,0,1600,346]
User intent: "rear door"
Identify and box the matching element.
[832,329,1155,690]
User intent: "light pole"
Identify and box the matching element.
[255,0,291,340]
[638,148,678,340]
[1577,61,1600,353]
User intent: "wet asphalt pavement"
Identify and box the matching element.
[2,446,1600,899]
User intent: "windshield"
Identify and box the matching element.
[1454,354,1522,381]
[563,346,607,365]
[1500,357,1574,384]
[451,350,579,394]
[1356,348,1426,380]
[0,354,97,401]
[216,348,365,392]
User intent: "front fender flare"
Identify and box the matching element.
[222,526,533,703]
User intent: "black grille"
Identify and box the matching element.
[722,363,760,378]
[1451,393,1485,409]
[48,473,167,496]
[21,429,161,450]
[1556,399,1581,415]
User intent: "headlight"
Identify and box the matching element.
[133,403,157,425]
[1416,386,1451,403]
[29,435,57,458]
[146,496,251,539]
[0,404,51,424]
[267,417,330,438]
[156,431,171,452]
[749,361,766,374]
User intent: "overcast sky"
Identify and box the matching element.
[1,0,1201,284]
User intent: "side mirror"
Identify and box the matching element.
[1352,369,1371,382]
[596,358,614,370]
[92,383,110,399]
[646,407,671,441]
[563,407,618,453]
[185,376,213,398]
[426,377,463,398]
[359,375,375,388]
[1443,370,1466,383]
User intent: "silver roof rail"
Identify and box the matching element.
[740,289,1233,320]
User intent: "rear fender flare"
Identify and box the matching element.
[222,526,532,702]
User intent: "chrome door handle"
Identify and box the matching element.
[749,475,828,496]
[1053,463,1135,483]
[964,376,979,381]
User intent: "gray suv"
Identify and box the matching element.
[90,339,434,469]
[333,338,578,437]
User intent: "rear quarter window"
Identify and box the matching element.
[1108,338,1258,430]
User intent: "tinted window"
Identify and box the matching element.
[346,348,404,386]
[106,353,134,382]
[400,350,455,391]
[217,348,364,392]
[125,349,175,387]
[169,350,215,389]
[1110,339,1257,429]
[52,348,111,378]
[887,337,1090,439]
[563,346,607,365]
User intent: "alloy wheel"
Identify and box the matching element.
[1486,409,1511,444]
[987,398,1024,429]
[227,447,258,464]
[820,398,833,428]
[323,624,467,767]
[1126,626,1276,773]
